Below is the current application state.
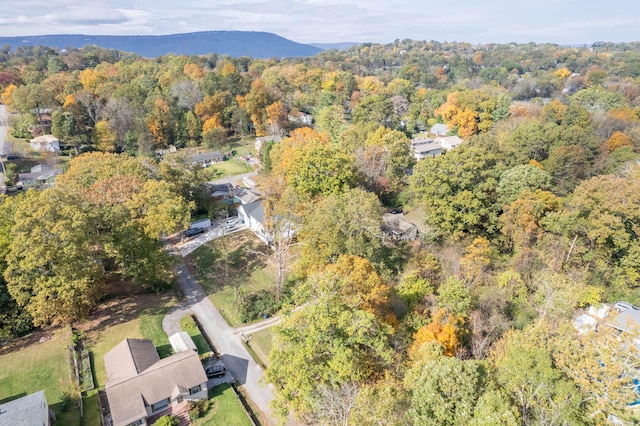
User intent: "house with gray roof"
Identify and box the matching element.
[430,123,449,136]
[410,137,442,160]
[104,338,208,426]
[238,200,270,244]
[17,164,63,189]
[609,309,640,335]
[0,390,52,426]
[382,213,419,242]
[188,151,224,167]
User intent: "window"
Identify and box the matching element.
[151,398,169,412]
[189,384,201,395]
[126,420,143,426]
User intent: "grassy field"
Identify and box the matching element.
[188,230,276,326]
[246,327,275,367]
[192,384,253,426]
[0,327,81,425]
[180,315,211,354]
[207,158,253,179]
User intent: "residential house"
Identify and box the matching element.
[382,213,419,242]
[104,338,208,426]
[410,137,442,160]
[255,136,282,154]
[235,186,261,205]
[155,145,177,156]
[437,135,464,151]
[0,390,53,426]
[17,164,63,189]
[207,182,235,202]
[29,135,60,152]
[238,200,270,244]
[430,123,449,136]
[188,151,224,167]
[288,110,313,126]
[609,308,640,335]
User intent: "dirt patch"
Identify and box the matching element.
[0,328,62,356]
[76,293,176,336]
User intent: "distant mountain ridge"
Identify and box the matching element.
[0,31,324,59]
[310,42,361,51]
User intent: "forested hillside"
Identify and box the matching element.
[2,39,640,424]
[0,31,323,59]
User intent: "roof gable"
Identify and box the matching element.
[241,200,265,223]
[104,339,160,385]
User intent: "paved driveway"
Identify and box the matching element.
[173,257,277,425]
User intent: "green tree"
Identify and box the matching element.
[352,94,397,128]
[298,188,385,273]
[405,343,486,426]
[284,141,357,198]
[266,270,393,420]
[5,189,104,326]
[496,164,552,205]
[492,327,583,425]
[410,145,506,238]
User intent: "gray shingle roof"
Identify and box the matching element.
[0,390,49,426]
[104,339,207,426]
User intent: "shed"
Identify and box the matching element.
[169,331,198,353]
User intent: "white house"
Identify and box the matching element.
[410,137,442,160]
[437,136,464,151]
[238,200,270,244]
[30,135,60,152]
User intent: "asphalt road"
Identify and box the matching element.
[173,255,277,425]
[0,104,11,156]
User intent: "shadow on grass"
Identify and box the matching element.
[190,231,269,294]
[50,400,81,426]
[0,392,26,405]
[156,343,173,359]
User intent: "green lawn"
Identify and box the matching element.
[192,384,253,426]
[246,327,274,368]
[207,158,253,179]
[188,230,276,327]
[0,328,81,426]
[180,315,211,354]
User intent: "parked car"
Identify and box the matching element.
[185,227,205,237]
[614,301,636,312]
[205,364,226,378]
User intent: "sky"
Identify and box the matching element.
[0,0,639,45]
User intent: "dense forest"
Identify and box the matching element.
[2,39,640,424]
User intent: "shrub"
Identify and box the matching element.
[153,415,179,426]
[188,399,212,420]
[237,290,280,323]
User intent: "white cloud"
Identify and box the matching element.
[0,0,638,44]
